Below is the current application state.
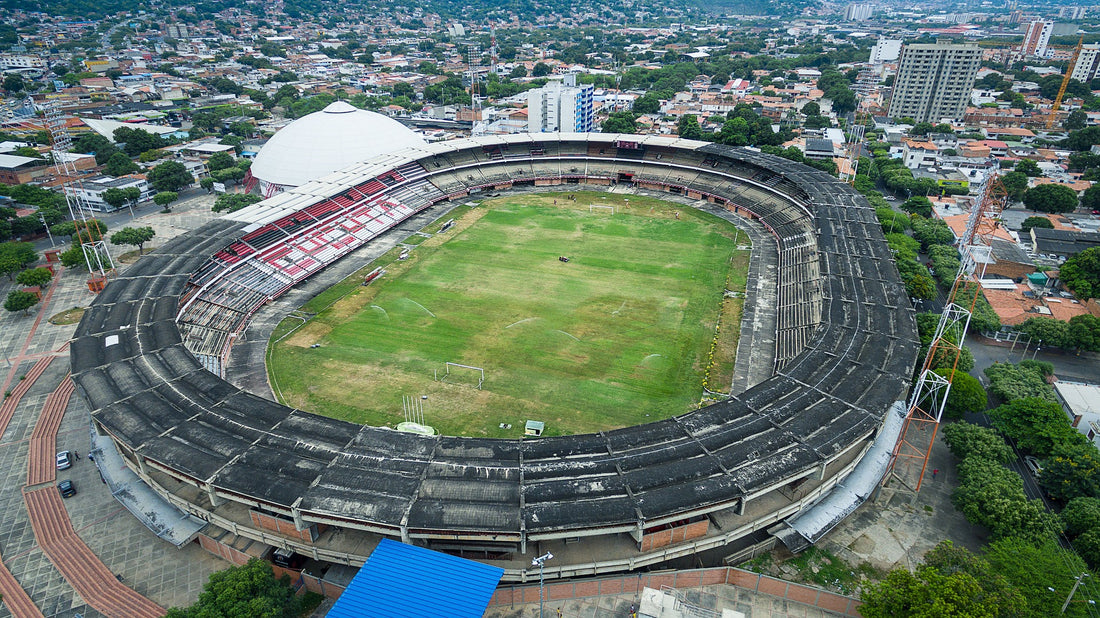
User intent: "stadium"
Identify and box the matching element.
[70,133,919,582]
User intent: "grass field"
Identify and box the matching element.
[268,192,750,438]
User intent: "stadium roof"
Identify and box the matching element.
[326,539,504,618]
[250,101,426,189]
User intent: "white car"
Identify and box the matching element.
[56,451,72,470]
[1024,455,1042,478]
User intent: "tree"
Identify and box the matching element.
[859,565,1010,618]
[122,186,141,208]
[1023,183,1079,214]
[1015,158,1042,177]
[911,217,955,250]
[3,73,25,94]
[952,457,1059,543]
[942,421,1014,464]
[200,177,216,193]
[101,187,129,211]
[801,101,820,117]
[1000,171,1029,202]
[1082,185,1100,212]
[211,194,263,214]
[146,161,194,193]
[3,290,38,315]
[153,191,178,211]
[206,151,235,172]
[1065,109,1088,132]
[103,151,139,176]
[1064,497,1100,537]
[984,362,1056,403]
[989,396,1083,457]
[15,267,52,288]
[1016,316,1068,350]
[58,244,85,269]
[531,62,551,77]
[632,92,661,115]
[1065,314,1100,352]
[677,114,705,140]
[0,242,38,280]
[1060,247,1100,300]
[985,538,1094,618]
[110,227,156,255]
[164,558,307,618]
[901,195,933,218]
[1041,443,1100,502]
[601,111,637,134]
[1020,215,1054,233]
[932,369,986,419]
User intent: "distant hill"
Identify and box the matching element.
[25,0,818,20]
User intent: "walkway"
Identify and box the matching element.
[0,192,226,617]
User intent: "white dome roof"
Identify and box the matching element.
[250,101,426,188]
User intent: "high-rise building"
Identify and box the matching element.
[845,3,873,21]
[1021,20,1053,58]
[528,73,595,133]
[888,40,981,124]
[1072,44,1100,84]
[1059,6,1087,20]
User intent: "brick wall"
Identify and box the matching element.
[249,509,318,542]
[488,567,862,617]
[197,533,252,566]
[639,519,710,552]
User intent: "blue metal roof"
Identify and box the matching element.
[327,539,505,618]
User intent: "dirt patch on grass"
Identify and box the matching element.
[49,307,86,325]
[285,322,332,348]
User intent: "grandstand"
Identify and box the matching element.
[70,133,918,582]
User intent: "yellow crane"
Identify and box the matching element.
[1047,36,1085,130]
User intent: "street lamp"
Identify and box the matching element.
[531,552,553,618]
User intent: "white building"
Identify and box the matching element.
[870,39,903,65]
[845,3,873,21]
[1021,20,1053,58]
[64,175,153,212]
[1057,381,1100,448]
[528,74,595,133]
[0,54,46,71]
[1059,6,1087,20]
[1072,44,1100,84]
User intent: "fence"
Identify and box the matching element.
[487,566,862,617]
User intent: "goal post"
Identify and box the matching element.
[440,362,485,389]
[589,204,615,215]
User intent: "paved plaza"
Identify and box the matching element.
[0,193,227,617]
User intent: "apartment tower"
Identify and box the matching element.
[888,40,981,124]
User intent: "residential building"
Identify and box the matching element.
[844,3,873,21]
[869,39,902,65]
[64,175,154,212]
[1059,6,1087,19]
[1021,20,1053,58]
[1071,44,1100,84]
[902,139,939,169]
[528,74,595,133]
[889,40,981,123]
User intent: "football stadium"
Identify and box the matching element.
[70,132,919,582]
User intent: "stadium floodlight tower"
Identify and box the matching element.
[44,98,115,289]
[885,173,1007,492]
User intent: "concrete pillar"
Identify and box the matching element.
[207,484,226,507]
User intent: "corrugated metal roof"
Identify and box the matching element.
[327,539,504,618]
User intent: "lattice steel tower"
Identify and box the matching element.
[884,174,1008,491]
[44,98,114,289]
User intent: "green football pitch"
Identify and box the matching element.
[267,192,750,438]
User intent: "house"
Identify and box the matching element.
[1030,228,1100,259]
[902,139,939,169]
[1056,382,1100,448]
[63,175,153,212]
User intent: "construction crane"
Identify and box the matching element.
[1047,36,1085,130]
[883,174,1009,492]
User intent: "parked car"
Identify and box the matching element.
[1024,455,1042,478]
[271,547,306,569]
[57,479,76,498]
[56,451,72,470]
